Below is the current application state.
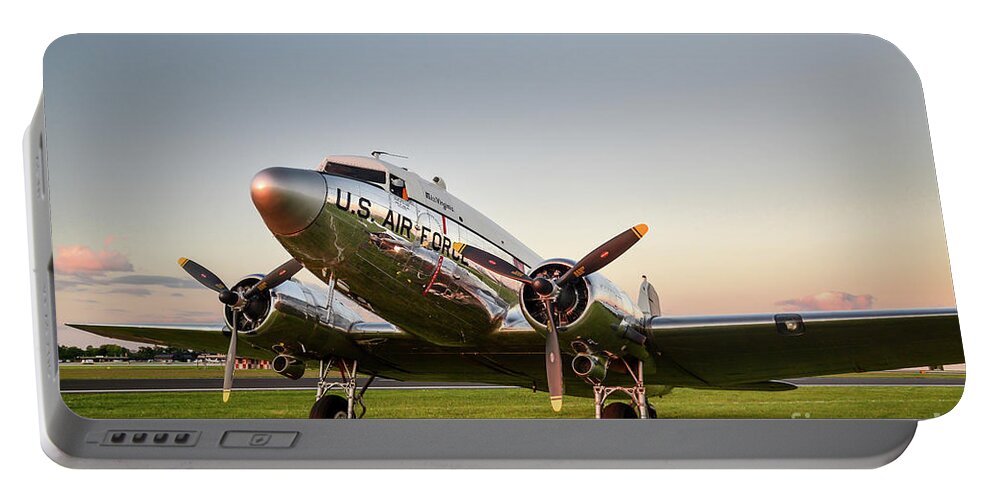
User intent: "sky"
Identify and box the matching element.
[42,35,955,347]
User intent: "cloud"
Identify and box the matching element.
[103,287,153,297]
[104,275,200,289]
[54,242,133,275]
[56,273,200,293]
[775,291,875,311]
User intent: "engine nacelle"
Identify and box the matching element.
[222,275,345,335]
[219,274,368,363]
[519,259,645,356]
[272,354,306,380]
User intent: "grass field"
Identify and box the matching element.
[61,386,964,419]
[59,363,964,419]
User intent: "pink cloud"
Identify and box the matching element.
[54,242,133,275]
[775,291,875,311]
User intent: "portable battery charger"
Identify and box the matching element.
[27,34,965,468]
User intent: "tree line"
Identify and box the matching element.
[58,344,204,362]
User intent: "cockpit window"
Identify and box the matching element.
[323,161,387,184]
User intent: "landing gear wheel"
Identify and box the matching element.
[601,402,639,419]
[645,404,658,419]
[310,394,350,419]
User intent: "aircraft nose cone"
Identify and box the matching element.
[251,167,327,235]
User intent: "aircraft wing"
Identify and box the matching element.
[65,323,276,360]
[66,318,410,362]
[648,308,964,386]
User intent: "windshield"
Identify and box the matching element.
[322,161,387,184]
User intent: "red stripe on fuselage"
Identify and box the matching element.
[423,214,448,296]
[423,254,445,296]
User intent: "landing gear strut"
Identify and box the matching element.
[310,358,375,419]
[592,358,654,419]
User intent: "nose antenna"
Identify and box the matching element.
[371,151,408,160]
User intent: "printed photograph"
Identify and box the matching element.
[45,35,964,419]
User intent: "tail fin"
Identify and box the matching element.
[638,275,661,317]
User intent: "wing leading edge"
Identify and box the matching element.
[65,323,274,360]
[647,308,964,386]
[65,320,406,362]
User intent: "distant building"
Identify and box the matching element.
[195,354,270,370]
[235,358,271,370]
[195,354,225,365]
[77,356,130,364]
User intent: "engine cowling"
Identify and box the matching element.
[519,259,646,356]
[220,274,369,366]
[221,275,272,333]
[221,275,334,335]
[520,260,590,328]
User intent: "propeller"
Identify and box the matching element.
[556,224,648,287]
[248,259,304,297]
[451,244,534,285]
[454,224,648,411]
[178,257,304,402]
[543,299,564,412]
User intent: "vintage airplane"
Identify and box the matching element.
[69,153,965,419]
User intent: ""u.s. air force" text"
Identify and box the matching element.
[333,188,467,263]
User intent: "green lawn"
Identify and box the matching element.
[61,386,963,420]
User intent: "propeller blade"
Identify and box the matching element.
[543,300,564,412]
[222,310,238,403]
[453,243,532,284]
[247,259,304,297]
[178,257,229,292]
[556,224,649,287]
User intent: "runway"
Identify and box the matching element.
[59,375,965,393]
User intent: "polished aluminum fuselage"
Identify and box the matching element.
[253,164,656,394]
[277,173,544,346]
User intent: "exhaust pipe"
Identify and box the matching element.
[272,354,305,380]
[571,353,608,383]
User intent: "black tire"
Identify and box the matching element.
[601,402,638,419]
[309,394,350,419]
[645,404,658,419]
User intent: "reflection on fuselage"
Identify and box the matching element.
[276,174,532,347]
